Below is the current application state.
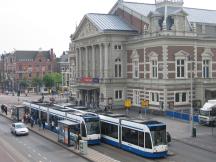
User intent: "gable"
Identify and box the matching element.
[74,18,99,39]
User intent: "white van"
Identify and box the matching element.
[199,100,216,126]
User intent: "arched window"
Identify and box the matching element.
[114,58,122,78]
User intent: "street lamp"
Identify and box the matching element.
[189,55,195,137]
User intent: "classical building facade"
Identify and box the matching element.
[70,0,216,110]
[2,49,57,91]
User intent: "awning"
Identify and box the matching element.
[205,88,216,91]
[74,85,99,91]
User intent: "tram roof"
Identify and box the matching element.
[58,120,79,126]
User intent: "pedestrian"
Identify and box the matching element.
[41,93,44,103]
[42,120,46,132]
[139,108,142,119]
[51,120,55,131]
[30,116,34,128]
[1,104,4,113]
[25,89,28,96]
[38,118,42,130]
[5,105,7,115]
[76,132,82,150]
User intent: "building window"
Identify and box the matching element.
[175,92,188,104]
[133,60,139,79]
[133,90,140,106]
[19,65,22,71]
[176,59,185,78]
[114,90,123,100]
[114,58,122,78]
[19,73,23,79]
[114,44,122,50]
[150,92,159,104]
[203,60,210,78]
[151,60,158,78]
[29,73,32,78]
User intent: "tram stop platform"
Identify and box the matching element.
[0,111,119,162]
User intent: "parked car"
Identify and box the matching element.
[10,122,29,136]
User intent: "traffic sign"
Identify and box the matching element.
[124,99,131,108]
[141,100,149,108]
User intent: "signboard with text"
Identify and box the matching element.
[80,77,99,84]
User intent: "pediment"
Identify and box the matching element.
[74,18,99,39]
[202,48,213,58]
[174,50,189,58]
[131,50,139,59]
[148,51,158,60]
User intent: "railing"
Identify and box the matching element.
[165,110,199,122]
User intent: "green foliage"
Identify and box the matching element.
[32,77,43,87]
[19,80,29,89]
[43,73,62,88]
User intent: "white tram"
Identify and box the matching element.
[99,113,168,158]
[23,101,101,145]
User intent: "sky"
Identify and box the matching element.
[0,0,215,57]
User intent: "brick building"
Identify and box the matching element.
[2,49,57,91]
[70,0,216,110]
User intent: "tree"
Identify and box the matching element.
[43,73,62,89]
[19,79,29,91]
[32,77,43,93]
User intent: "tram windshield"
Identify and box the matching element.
[200,110,210,116]
[84,118,100,135]
[150,125,166,146]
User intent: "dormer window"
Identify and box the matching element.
[158,17,164,31]
[167,16,174,30]
[114,44,122,50]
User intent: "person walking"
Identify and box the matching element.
[38,118,42,130]
[41,93,44,103]
[42,120,46,133]
[76,132,82,150]
[30,116,34,128]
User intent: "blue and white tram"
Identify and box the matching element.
[99,114,168,158]
[23,101,101,145]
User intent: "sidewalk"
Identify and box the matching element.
[0,112,119,162]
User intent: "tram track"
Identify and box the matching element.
[90,143,162,162]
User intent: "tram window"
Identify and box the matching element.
[138,131,144,147]
[122,127,138,146]
[81,122,87,137]
[145,132,152,149]
[101,122,118,139]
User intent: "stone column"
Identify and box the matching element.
[104,43,109,78]
[163,88,167,111]
[76,48,79,78]
[85,47,89,77]
[79,47,82,78]
[92,45,95,78]
[163,45,168,79]
[143,48,146,79]
[99,44,103,78]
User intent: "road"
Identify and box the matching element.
[91,139,216,162]
[0,117,88,162]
